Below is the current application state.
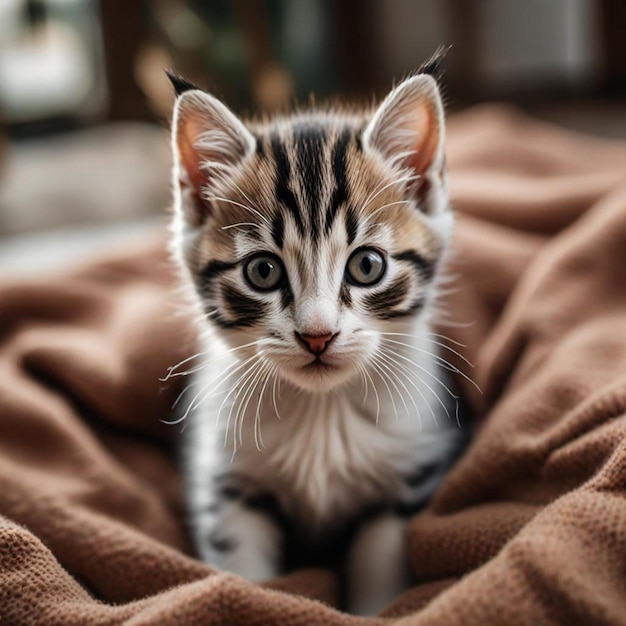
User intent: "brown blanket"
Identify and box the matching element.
[2,106,626,625]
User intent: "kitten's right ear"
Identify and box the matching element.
[363,74,444,182]
[169,75,255,225]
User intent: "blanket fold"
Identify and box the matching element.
[2,105,626,625]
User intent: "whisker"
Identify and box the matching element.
[379,337,481,393]
[367,199,414,220]
[434,318,476,329]
[371,329,469,349]
[378,346,442,428]
[236,359,268,450]
[375,350,424,429]
[355,361,369,404]
[425,331,467,348]
[359,363,380,423]
[357,174,389,211]
[370,352,411,420]
[271,367,282,420]
[216,353,264,431]
[223,175,266,222]
[171,380,198,410]
[378,346,459,427]
[161,357,249,425]
[224,358,263,452]
[161,350,210,381]
[188,352,263,414]
[163,338,269,380]
[361,173,418,212]
[234,358,268,448]
[378,332,473,368]
[221,354,261,433]
[254,362,274,451]
[164,361,213,379]
[370,329,478,390]
[208,196,271,226]
[368,356,399,423]
[377,348,439,428]
[221,222,264,231]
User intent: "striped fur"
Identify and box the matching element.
[169,73,462,615]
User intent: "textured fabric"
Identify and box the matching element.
[2,105,626,625]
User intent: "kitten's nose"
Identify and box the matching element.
[295,331,337,355]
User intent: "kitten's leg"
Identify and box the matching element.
[192,496,282,582]
[183,392,282,582]
[346,512,413,616]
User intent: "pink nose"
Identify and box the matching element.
[296,332,337,355]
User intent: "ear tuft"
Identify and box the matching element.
[165,69,202,97]
[417,45,449,80]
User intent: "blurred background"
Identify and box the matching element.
[1,0,625,274]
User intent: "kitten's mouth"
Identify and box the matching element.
[303,357,338,371]
[276,353,357,391]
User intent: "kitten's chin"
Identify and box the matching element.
[278,360,357,393]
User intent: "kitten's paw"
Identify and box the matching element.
[346,513,412,615]
[193,502,282,583]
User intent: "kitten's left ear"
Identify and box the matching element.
[363,74,445,195]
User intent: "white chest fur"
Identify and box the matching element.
[186,339,460,532]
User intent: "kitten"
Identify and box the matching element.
[167,66,464,615]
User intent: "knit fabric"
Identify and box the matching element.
[2,105,626,625]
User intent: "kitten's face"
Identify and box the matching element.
[170,75,452,392]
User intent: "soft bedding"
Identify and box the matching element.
[1,105,626,625]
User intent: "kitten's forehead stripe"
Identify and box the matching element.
[294,123,327,242]
[324,129,351,235]
[271,210,285,249]
[345,205,358,246]
[270,136,306,236]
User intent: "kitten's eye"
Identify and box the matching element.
[346,248,386,286]
[244,254,284,291]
